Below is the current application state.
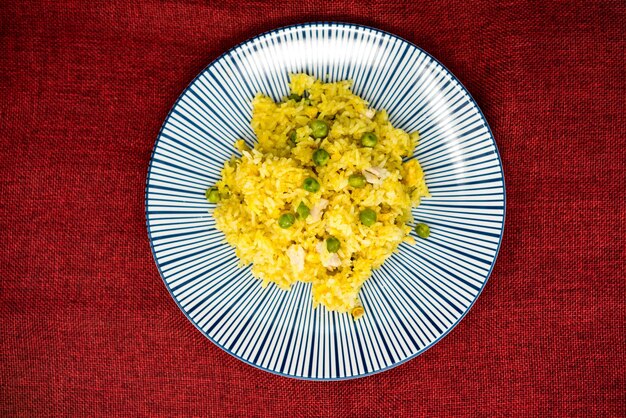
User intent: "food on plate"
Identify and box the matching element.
[206,74,430,318]
[415,222,431,239]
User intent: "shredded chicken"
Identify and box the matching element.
[286,244,305,273]
[307,198,329,223]
[362,166,390,185]
[361,107,376,119]
[315,241,342,270]
[324,253,341,269]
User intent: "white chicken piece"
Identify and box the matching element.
[324,253,342,270]
[315,241,342,270]
[362,166,390,185]
[307,198,329,224]
[361,107,376,119]
[286,244,305,273]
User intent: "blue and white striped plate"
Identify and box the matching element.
[146,22,505,380]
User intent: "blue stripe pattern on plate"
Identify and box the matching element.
[145,22,505,380]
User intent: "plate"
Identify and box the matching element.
[146,22,505,380]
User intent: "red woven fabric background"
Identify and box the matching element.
[1,1,624,416]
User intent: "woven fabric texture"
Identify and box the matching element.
[1,1,624,416]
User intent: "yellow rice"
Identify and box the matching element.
[212,74,429,317]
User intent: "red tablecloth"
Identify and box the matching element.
[1,1,624,416]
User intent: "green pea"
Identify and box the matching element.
[359,208,377,226]
[415,223,430,239]
[303,177,320,192]
[288,93,302,102]
[326,236,340,253]
[205,187,220,203]
[348,174,366,188]
[361,132,378,147]
[288,129,297,143]
[278,213,296,229]
[296,201,310,219]
[312,148,330,166]
[309,119,329,139]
